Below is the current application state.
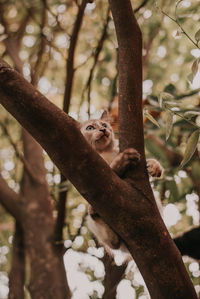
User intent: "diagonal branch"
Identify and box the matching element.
[0,174,22,220]
[85,9,109,116]
[0,59,135,218]
[134,0,150,13]
[63,0,89,112]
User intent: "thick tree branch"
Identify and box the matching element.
[109,0,143,154]
[0,59,133,215]
[174,227,200,260]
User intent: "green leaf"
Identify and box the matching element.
[180,130,200,168]
[159,92,174,108]
[165,110,174,141]
[144,110,160,127]
[195,29,200,42]
[187,73,194,84]
[191,59,199,77]
[164,84,177,95]
[184,111,200,118]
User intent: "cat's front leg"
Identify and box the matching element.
[147,159,163,177]
[110,148,140,176]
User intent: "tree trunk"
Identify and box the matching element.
[21,130,70,299]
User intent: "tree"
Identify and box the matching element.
[0,0,199,298]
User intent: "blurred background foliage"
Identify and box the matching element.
[0,0,199,298]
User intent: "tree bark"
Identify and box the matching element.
[174,227,200,260]
[102,254,127,299]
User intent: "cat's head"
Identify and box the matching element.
[80,110,114,152]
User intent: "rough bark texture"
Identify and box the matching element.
[0,0,198,297]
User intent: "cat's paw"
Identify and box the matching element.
[147,159,163,177]
[120,148,141,167]
[111,148,140,175]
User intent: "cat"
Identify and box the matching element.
[80,110,163,261]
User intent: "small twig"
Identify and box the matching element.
[165,105,200,130]
[161,3,199,49]
[0,122,39,181]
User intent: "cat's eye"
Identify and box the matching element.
[102,123,107,128]
[86,125,95,131]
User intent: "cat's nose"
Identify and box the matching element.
[100,128,106,134]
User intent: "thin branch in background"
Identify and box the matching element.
[175,88,200,100]
[82,8,109,117]
[42,0,66,32]
[55,0,89,248]
[0,122,40,182]
[109,56,118,107]
[161,2,199,49]
[54,174,68,253]
[134,0,150,13]
[63,0,89,113]
[16,11,31,42]
[31,0,48,86]
[69,210,87,244]
[143,22,162,75]
[0,173,22,220]
[8,223,25,299]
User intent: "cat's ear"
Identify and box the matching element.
[100,110,109,121]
